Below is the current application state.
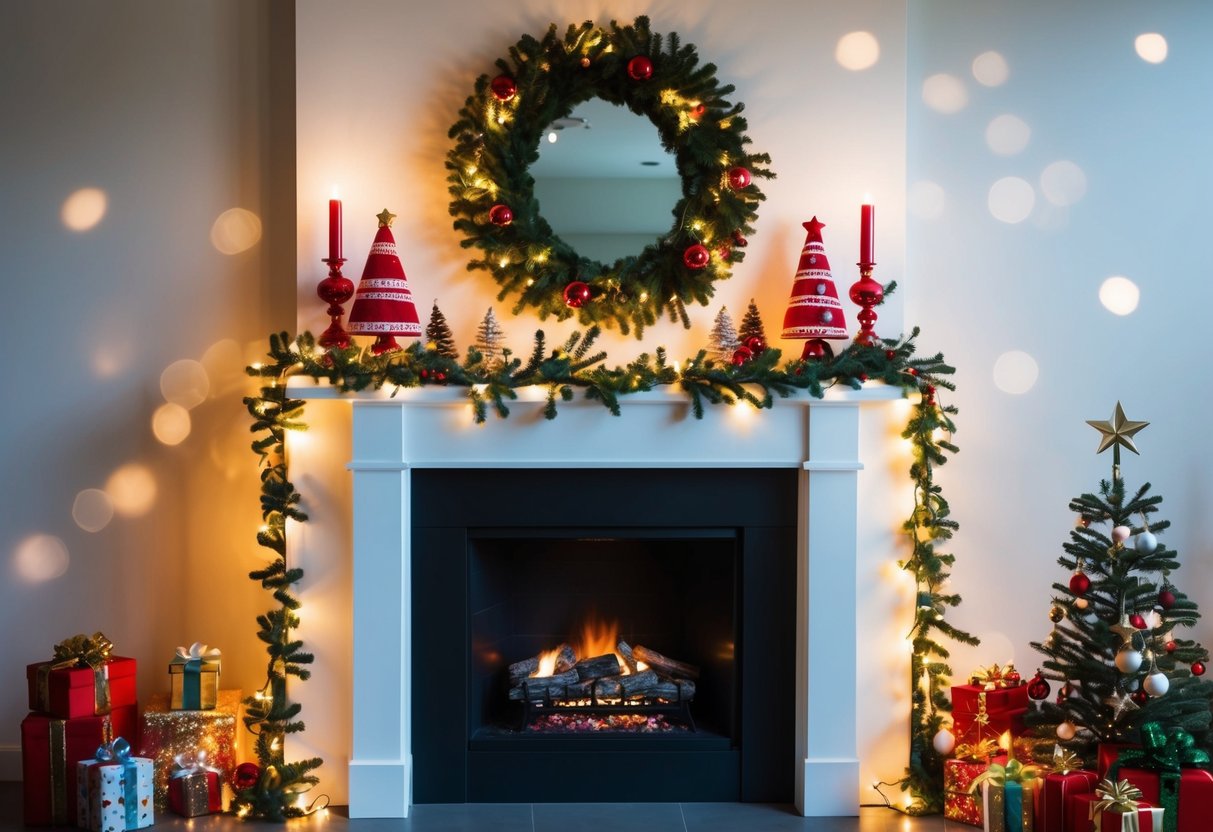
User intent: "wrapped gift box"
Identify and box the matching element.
[953,684,1030,744]
[980,779,1037,832]
[76,742,154,831]
[1039,770,1099,832]
[19,712,112,826]
[26,656,136,720]
[168,769,222,817]
[1107,767,1213,832]
[946,755,1007,826]
[1098,743,1134,778]
[1068,792,1164,832]
[139,689,242,809]
[169,645,220,710]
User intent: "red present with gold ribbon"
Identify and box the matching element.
[26,632,136,720]
[20,712,112,826]
[1038,746,1099,832]
[954,685,1029,746]
[1068,780,1164,832]
[946,745,1008,827]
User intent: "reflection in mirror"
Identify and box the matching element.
[531,98,680,264]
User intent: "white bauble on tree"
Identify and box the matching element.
[1112,525,1132,544]
[933,728,956,756]
[1056,721,1078,740]
[1115,646,1144,673]
[1135,530,1158,553]
[1144,671,1170,697]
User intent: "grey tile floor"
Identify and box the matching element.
[2,782,975,831]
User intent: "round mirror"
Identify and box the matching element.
[447,17,773,337]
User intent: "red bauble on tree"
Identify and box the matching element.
[731,230,748,247]
[683,243,710,269]
[1132,690,1149,705]
[1159,588,1176,610]
[488,204,513,227]
[233,762,261,791]
[490,74,517,101]
[1027,670,1051,701]
[727,166,751,189]
[1069,572,1091,595]
[627,55,653,81]
[563,281,591,308]
[1166,640,1178,653]
[1193,662,1207,677]
[1129,613,1148,630]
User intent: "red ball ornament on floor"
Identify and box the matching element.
[683,243,710,270]
[488,204,514,227]
[563,281,591,308]
[727,166,752,189]
[1193,661,1207,677]
[1069,572,1091,595]
[627,55,654,81]
[731,345,753,366]
[233,762,261,791]
[1027,671,1051,701]
[490,74,517,101]
[1159,589,1176,610]
[1129,613,1148,630]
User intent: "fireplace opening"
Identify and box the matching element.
[411,468,797,804]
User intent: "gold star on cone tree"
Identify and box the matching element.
[1086,401,1148,476]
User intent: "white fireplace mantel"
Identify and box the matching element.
[292,382,901,818]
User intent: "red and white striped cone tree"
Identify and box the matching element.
[347,209,422,355]
[780,216,849,360]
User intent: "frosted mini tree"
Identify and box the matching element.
[707,306,740,362]
[1024,402,1212,763]
[475,307,505,368]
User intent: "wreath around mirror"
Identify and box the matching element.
[447,16,773,338]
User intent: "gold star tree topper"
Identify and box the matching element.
[376,208,397,228]
[1087,402,1148,456]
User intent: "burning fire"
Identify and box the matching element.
[530,616,647,678]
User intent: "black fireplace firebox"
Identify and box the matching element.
[411,468,797,803]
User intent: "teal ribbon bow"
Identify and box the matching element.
[1107,722,1211,832]
[94,737,138,830]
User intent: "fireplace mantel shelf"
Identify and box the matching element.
[292,379,901,818]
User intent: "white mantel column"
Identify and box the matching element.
[346,403,412,818]
[796,401,862,816]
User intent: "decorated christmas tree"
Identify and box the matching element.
[1024,402,1212,762]
[707,306,740,362]
[738,298,767,348]
[426,301,458,359]
[475,307,505,367]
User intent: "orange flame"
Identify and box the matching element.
[529,615,635,678]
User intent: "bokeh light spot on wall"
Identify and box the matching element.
[908,180,946,220]
[1040,160,1088,206]
[922,73,968,114]
[13,534,70,583]
[992,350,1039,394]
[210,207,262,255]
[105,463,157,517]
[972,50,1009,86]
[1135,33,1168,64]
[985,114,1031,156]
[988,177,1036,224]
[835,31,880,71]
[61,188,108,231]
[1099,276,1140,316]
[160,359,210,408]
[201,338,243,396]
[152,403,192,446]
[72,489,114,532]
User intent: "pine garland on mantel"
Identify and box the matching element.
[241,323,974,816]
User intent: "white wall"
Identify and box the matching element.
[906,1,1213,689]
[0,1,294,780]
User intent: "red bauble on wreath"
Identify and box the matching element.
[488,204,514,227]
[233,762,261,791]
[731,345,753,366]
[744,335,766,354]
[563,281,591,308]
[727,166,752,189]
[683,243,710,269]
[490,74,517,101]
[627,55,654,81]
[1069,572,1091,595]
[1027,670,1051,701]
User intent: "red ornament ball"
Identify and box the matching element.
[1159,589,1176,610]
[690,103,706,120]
[1027,671,1051,701]
[233,762,261,791]
[1193,661,1207,677]
[420,369,429,380]
[683,243,710,270]
[563,281,591,308]
[627,55,654,81]
[1129,613,1148,630]
[727,166,752,189]
[1077,516,1092,528]
[1132,690,1149,705]
[1068,572,1091,595]
[1005,669,1021,685]
[906,368,919,377]
[490,74,517,102]
[858,373,869,383]
[886,349,897,360]
[579,56,591,69]
[731,346,753,366]
[744,335,766,354]
[731,230,748,247]
[488,204,514,227]
[1166,640,1178,653]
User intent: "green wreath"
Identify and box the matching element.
[447,16,774,338]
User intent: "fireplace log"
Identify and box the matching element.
[618,669,660,695]
[508,669,579,701]
[508,644,576,686]
[574,654,622,681]
[633,645,700,680]
[617,640,638,673]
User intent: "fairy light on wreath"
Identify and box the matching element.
[446,16,773,337]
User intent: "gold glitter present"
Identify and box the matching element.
[138,689,242,810]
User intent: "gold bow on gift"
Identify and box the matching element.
[1094,778,1143,813]
[969,759,1040,793]
[970,662,1019,690]
[1049,744,1085,775]
[955,737,1002,762]
[51,632,113,669]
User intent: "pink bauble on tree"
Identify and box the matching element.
[683,243,710,269]
[490,74,517,101]
[627,55,653,81]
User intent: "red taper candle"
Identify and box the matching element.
[859,202,874,265]
[328,198,342,261]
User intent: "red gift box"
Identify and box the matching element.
[168,770,222,817]
[1039,770,1099,832]
[1111,767,1213,832]
[20,712,112,826]
[26,656,136,719]
[1067,792,1164,832]
[953,684,1030,743]
[945,755,1007,827]
[1098,743,1134,778]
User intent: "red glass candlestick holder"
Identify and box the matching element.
[849,262,883,346]
[317,257,354,349]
